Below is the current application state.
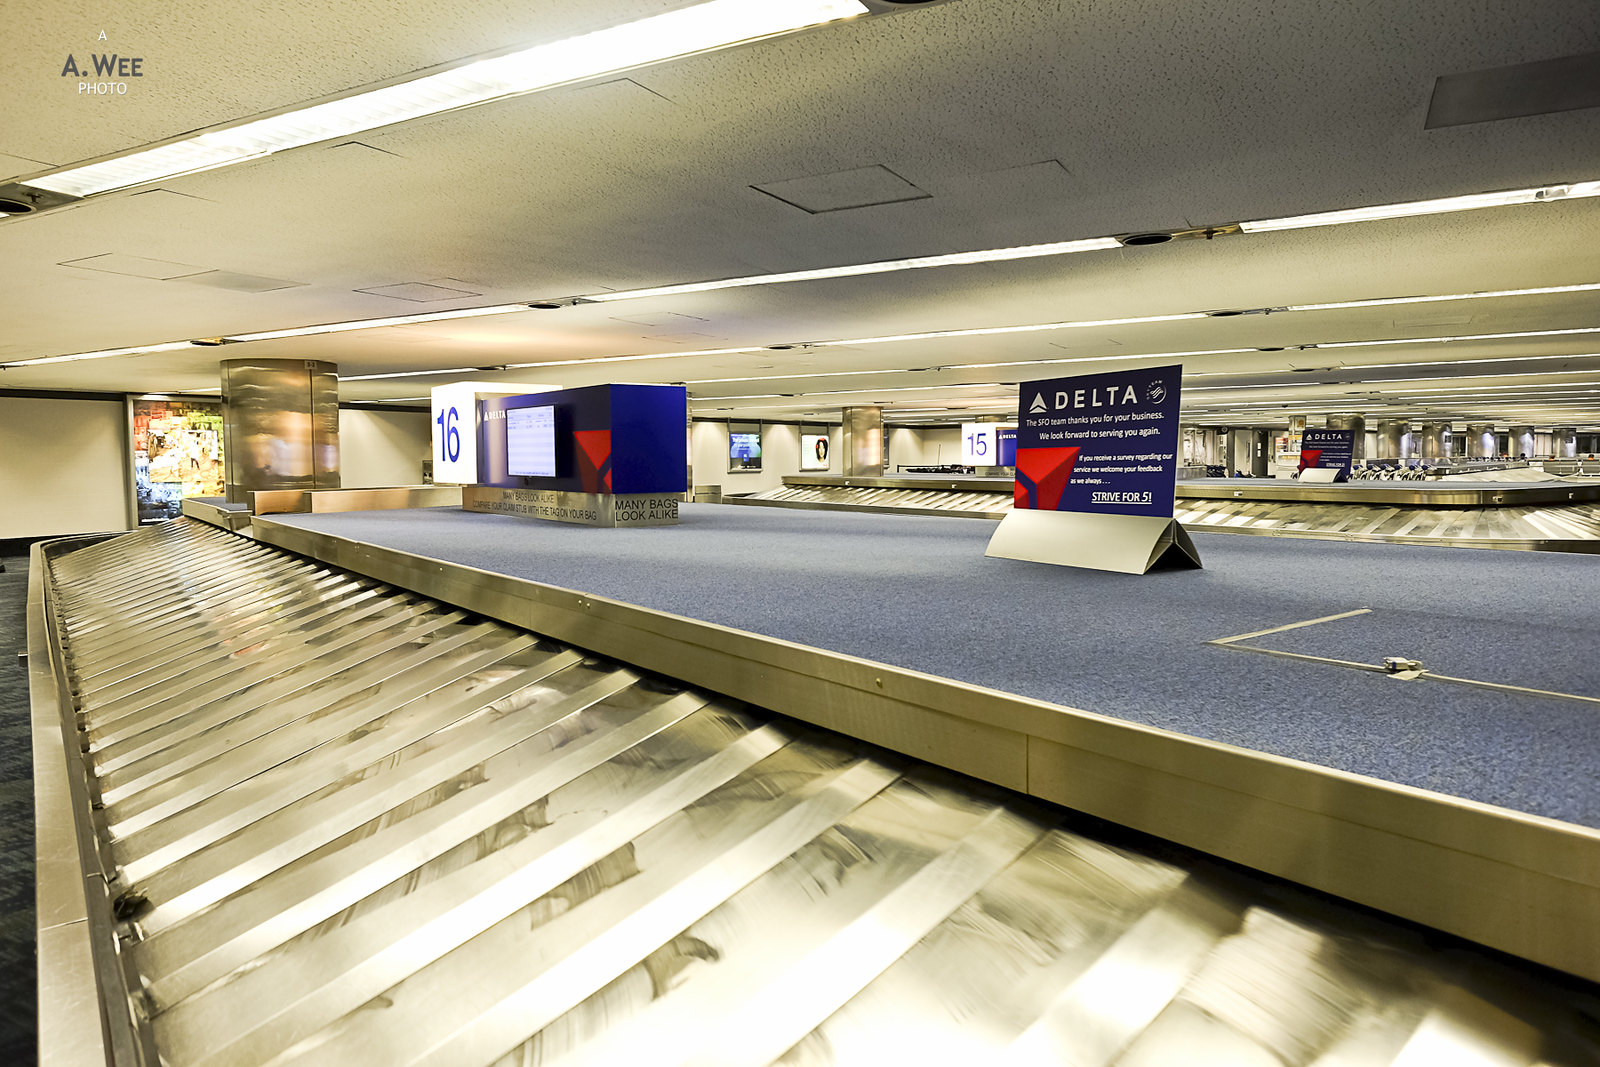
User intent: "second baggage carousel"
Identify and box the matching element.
[732,474,1600,550]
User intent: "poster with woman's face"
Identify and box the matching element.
[800,433,830,470]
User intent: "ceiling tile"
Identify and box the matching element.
[60,253,209,279]
[753,164,931,214]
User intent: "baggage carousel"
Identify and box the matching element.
[735,475,1600,551]
[31,517,1600,1065]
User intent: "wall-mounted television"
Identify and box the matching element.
[506,405,558,477]
[728,423,762,472]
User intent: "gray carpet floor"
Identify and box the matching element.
[267,504,1600,828]
[0,553,36,1064]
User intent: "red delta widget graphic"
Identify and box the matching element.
[1014,447,1081,510]
[1011,364,1182,519]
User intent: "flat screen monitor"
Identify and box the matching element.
[800,433,830,471]
[729,430,763,472]
[506,405,558,478]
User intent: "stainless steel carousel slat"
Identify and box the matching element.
[105,642,575,847]
[63,550,355,647]
[270,755,905,1067]
[86,609,473,773]
[767,831,1192,1063]
[112,662,643,888]
[36,519,1600,1066]
[67,568,363,671]
[99,630,550,838]
[137,693,744,1009]
[57,538,323,626]
[80,588,419,713]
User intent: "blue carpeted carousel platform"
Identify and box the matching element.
[265,504,1600,828]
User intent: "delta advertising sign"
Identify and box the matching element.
[1300,428,1354,479]
[1013,365,1182,518]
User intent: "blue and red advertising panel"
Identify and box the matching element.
[997,426,1018,466]
[479,383,687,495]
[1014,365,1182,518]
[1300,428,1354,479]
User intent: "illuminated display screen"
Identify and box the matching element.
[506,405,557,477]
[729,428,763,472]
[800,433,830,470]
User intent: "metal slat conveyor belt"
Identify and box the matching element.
[35,519,1600,1065]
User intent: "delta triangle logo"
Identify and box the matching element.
[1028,393,1048,414]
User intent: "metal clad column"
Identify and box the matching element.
[1419,422,1451,460]
[1552,427,1578,459]
[1375,420,1408,460]
[222,358,341,504]
[1465,422,1496,458]
[1325,414,1367,461]
[842,406,884,476]
[1508,425,1535,459]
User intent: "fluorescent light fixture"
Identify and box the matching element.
[1355,369,1600,385]
[2,341,193,367]
[1315,326,1600,349]
[941,347,1256,371]
[227,304,530,342]
[817,312,1207,347]
[506,346,763,369]
[26,0,869,198]
[1341,351,1600,371]
[1240,181,1600,233]
[580,238,1122,303]
[341,366,490,382]
[796,383,1008,397]
[1286,281,1600,312]
[688,368,914,385]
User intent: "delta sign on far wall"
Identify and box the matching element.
[1013,364,1182,518]
[1300,428,1355,479]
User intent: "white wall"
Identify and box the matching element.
[690,421,842,495]
[0,396,131,539]
[339,408,431,488]
[886,426,961,470]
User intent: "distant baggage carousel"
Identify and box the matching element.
[732,474,1600,551]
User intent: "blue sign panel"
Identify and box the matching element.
[1300,428,1354,479]
[997,426,1018,466]
[1014,365,1182,518]
[479,384,687,495]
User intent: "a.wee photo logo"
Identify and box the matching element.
[62,30,144,96]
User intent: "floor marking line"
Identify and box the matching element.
[1423,673,1600,707]
[1214,644,1600,707]
[1206,608,1372,646]
[1207,644,1384,673]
